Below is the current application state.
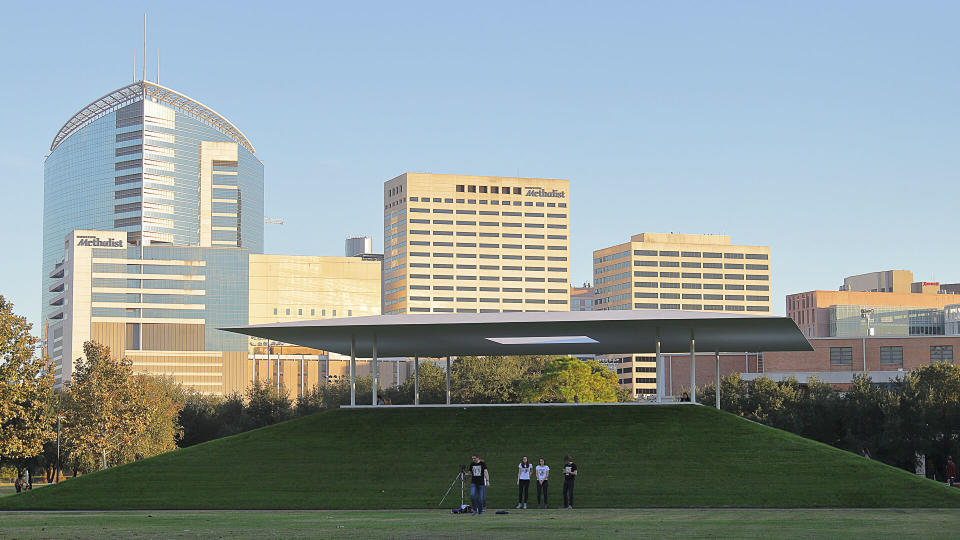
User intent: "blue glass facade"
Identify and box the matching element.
[88,245,250,352]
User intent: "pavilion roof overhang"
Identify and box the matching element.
[224,310,812,358]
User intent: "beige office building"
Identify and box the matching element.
[247,254,384,396]
[383,173,571,314]
[593,233,772,396]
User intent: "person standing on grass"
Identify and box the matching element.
[535,458,550,508]
[516,456,532,509]
[562,455,578,509]
[469,454,490,515]
[947,456,956,487]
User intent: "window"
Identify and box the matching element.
[513,187,521,194]
[285,309,291,315]
[724,253,745,259]
[931,345,954,363]
[634,250,657,256]
[830,347,853,366]
[311,309,315,316]
[681,251,701,257]
[880,346,903,367]
[659,250,679,257]
[468,185,477,193]
[491,186,499,194]
[273,308,278,315]
[298,309,303,316]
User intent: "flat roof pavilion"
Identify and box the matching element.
[224,310,811,406]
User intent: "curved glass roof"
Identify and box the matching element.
[50,81,255,154]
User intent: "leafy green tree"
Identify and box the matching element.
[0,295,54,472]
[525,357,620,403]
[245,379,292,429]
[121,375,184,462]
[394,361,448,404]
[451,355,548,404]
[64,342,146,470]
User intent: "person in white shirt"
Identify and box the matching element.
[516,456,533,509]
[535,458,550,508]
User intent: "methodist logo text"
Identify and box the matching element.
[524,187,565,198]
[76,237,124,248]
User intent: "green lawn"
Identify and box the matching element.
[2,405,958,510]
[2,509,960,539]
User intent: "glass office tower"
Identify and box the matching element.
[43,81,263,392]
[43,81,264,324]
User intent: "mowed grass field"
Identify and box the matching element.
[3,509,960,539]
[2,405,959,510]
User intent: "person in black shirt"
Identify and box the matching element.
[469,454,490,514]
[562,455,578,509]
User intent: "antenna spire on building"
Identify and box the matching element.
[142,13,147,83]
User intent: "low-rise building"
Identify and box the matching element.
[787,270,960,338]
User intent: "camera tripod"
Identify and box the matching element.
[439,465,467,510]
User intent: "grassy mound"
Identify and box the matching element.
[2,405,958,509]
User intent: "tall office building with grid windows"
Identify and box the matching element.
[383,173,571,314]
[593,233,772,397]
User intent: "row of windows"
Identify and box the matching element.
[407,307,563,313]
[632,250,768,260]
[635,281,767,291]
[409,285,567,292]
[402,249,567,261]
[633,275,769,290]
[408,274,567,282]
[409,263,565,272]
[632,303,770,311]
[409,220,568,231]
[409,198,567,208]
[616,367,657,373]
[411,209,566,218]
[620,377,657,385]
[631,260,768,270]
[595,261,631,274]
[629,271,768,281]
[405,240,567,251]
[595,251,629,264]
[408,297,567,304]
[634,293,769,301]
[829,345,955,366]
[271,307,353,317]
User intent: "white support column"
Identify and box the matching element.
[715,350,721,409]
[372,333,378,406]
[414,356,420,405]
[349,335,356,406]
[445,356,451,405]
[655,327,662,403]
[690,330,696,403]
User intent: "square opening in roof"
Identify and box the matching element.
[486,336,598,345]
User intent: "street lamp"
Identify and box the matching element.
[861,308,875,372]
[55,414,64,483]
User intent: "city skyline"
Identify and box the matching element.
[4,2,960,327]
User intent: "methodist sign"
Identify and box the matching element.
[76,236,124,248]
[524,187,566,198]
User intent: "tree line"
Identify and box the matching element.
[695,363,960,480]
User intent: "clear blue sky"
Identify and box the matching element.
[2,1,959,328]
